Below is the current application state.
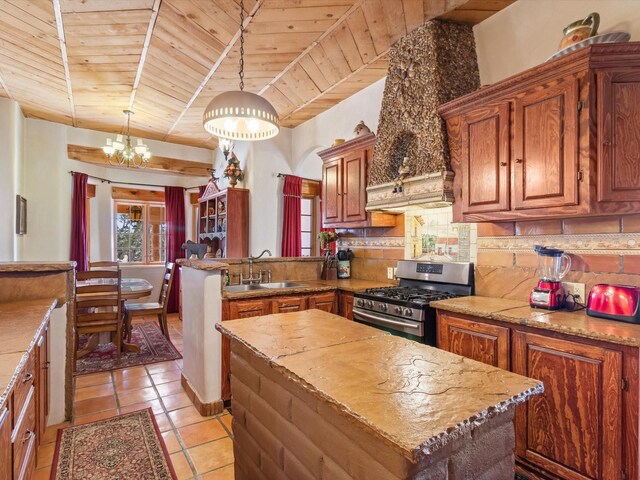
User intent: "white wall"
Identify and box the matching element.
[0,98,25,261]
[474,0,640,85]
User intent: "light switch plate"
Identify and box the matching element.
[387,267,394,279]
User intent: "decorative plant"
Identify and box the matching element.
[223,152,244,187]
[317,231,339,257]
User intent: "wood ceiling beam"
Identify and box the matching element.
[164,0,264,139]
[68,144,212,177]
[52,0,77,126]
[257,0,364,97]
[127,0,162,112]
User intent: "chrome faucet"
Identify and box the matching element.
[241,249,272,284]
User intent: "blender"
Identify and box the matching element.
[530,245,572,309]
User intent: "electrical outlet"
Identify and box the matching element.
[562,282,586,302]
[393,267,397,278]
[387,267,394,280]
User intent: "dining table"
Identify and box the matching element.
[75,277,153,358]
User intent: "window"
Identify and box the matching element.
[301,197,314,256]
[114,202,166,264]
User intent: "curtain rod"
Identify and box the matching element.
[68,171,206,190]
[276,173,320,182]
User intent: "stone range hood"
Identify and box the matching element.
[366,20,479,212]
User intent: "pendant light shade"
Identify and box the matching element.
[203,90,279,141]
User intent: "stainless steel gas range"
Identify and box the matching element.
[353,260,474,345]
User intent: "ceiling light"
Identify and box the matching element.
[103,110,151,168]
[202,0,279,141]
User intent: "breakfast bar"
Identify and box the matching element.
[217,310,543,480]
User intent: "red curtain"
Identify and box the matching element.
[281,175,302,257]
[70,172,89,271]
[165,186,186,313]
[317,180,336,254]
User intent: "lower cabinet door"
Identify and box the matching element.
[308,292,337,314]
[0,406,10,480]
[512,331,622,480]
[339,292,354,320]
[436,312,510,369]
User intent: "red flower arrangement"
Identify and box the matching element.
[223,152,244,187]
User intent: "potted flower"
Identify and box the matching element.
[317,231,339,280]
[317,231,338,257]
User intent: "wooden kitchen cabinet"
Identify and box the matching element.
[339,291,354,320]
[435,309,633,480]
[0,406,10,480]
[597,69,640,203]
[436,312,509,370]
[228,299,269,319]
[319,133,395,228]
[512,331,622,480]
[308,292,337,314]
[440,43,640,222]
[271,296,307,313]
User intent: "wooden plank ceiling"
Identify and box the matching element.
[0,0,515,149]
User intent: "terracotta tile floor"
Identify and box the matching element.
[36,314,235,480]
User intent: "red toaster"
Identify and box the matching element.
[586,284,640,323]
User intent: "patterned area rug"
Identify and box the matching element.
[51,408,176,480]
[75,322,182,375]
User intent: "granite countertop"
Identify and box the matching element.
[217,310,542,462]
[0,261,76,272]
[176,259,229,271]
[432,296,640,347]
[0,298,58,409]
[223,278,394,299]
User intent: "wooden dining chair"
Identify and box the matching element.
[75,269,123,364]
[89,261,120,270]
[124,262,176,341]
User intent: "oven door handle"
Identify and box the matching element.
[353,309,421,330]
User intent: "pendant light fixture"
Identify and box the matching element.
[103,110,151,168]
[202,0,279,141]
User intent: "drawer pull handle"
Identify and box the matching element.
[23,373,33,383]
[500,162,507,167]
[22,430,33,443]
[515,158,523,164]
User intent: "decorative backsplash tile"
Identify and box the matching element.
[404,206,477,262]
[478,233,640,255]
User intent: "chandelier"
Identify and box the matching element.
[202,0,279,141]
[103,110,151,168]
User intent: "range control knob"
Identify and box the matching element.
[356,299,364,307]
[365,300,373,308]
[395,306,403,315]
[404,308,413,317]
[379,303,388,312]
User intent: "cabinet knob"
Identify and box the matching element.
[603,141,612,146]
[515,158,523,164]
[22,430,33,444]
[500,162,507,167]
[23,373,33,384]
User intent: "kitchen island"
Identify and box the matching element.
[217,310,542,480]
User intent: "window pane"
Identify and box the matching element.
[147,205,166,263]
[301,248,311,257]
[301,198,311,215]
[301,215,311,232]
[115,203,145,263]
[301,232,311,249]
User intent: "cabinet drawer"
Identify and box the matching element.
[13,351,36,424]
[12,386,36,480]
[0,406,11,480]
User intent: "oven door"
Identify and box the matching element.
[352,307,425,343]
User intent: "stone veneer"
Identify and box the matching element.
[369,20,479,186]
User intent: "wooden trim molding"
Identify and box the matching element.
[87,184,96,198]
[181,373,224,416]
[111,187,165,202]
[302,179,320,198]
[67,144,212,177]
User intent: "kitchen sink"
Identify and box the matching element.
[225,284,268,293]
[260,281,310,289]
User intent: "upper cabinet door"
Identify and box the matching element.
[342,150,368,223]
[597,70,640,202]
[322,158,342,224]
[461,103,510,214]
[513,79,579,210]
